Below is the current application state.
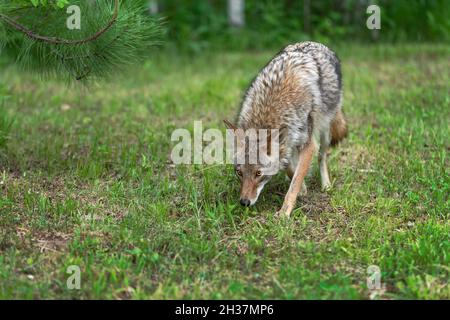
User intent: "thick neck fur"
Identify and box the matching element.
[237,57,312,168]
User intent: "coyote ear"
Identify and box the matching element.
[223,119,237,131]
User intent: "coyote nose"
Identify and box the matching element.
[240,198,251,207]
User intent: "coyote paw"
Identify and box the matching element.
[275,205,293,218]
[321,178,332,191]
[275,210,289,218]
[321,183,332,191]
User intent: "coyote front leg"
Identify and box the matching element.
[277,142,315,217]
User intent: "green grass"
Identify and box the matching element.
[0,43,449,299]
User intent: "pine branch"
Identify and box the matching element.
[0,0,119,45]
[0,1,163,81]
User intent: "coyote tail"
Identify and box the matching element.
[330,109,348,146]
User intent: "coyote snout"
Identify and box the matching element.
[239,177,256,207]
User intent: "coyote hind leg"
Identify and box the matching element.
[319,124,332,190]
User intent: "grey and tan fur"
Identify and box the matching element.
[224,41,347,217]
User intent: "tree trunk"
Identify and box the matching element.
[149,0,158,14]
[228,0,245,27]
[303,0,311,34]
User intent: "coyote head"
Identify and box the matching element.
[224,120,280,207]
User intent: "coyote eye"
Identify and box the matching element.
[236,169,242,176]
[256,170,262,177]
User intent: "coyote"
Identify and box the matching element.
[224,42,347,217]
